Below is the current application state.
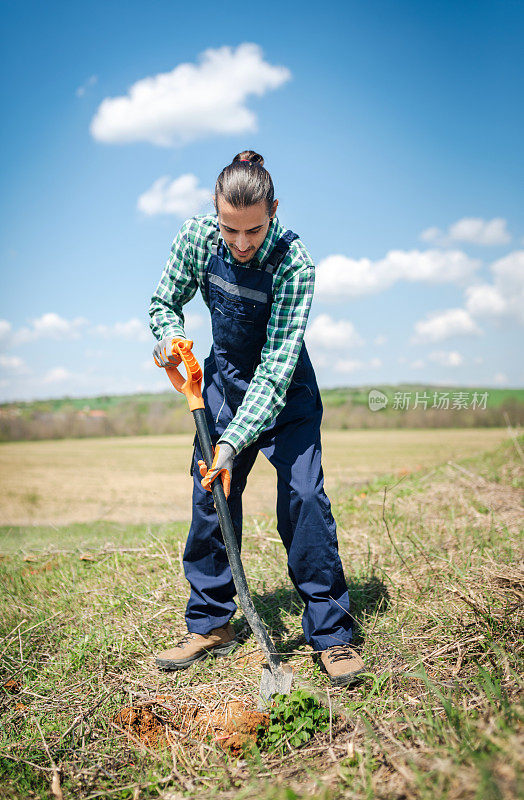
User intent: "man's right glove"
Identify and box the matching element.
[198,441,236,499]
[153,336,184,368]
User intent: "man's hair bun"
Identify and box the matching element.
[215,150,273,212]
[232,150,264,167]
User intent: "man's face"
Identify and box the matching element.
[216,198,278,263]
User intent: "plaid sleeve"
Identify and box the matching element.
[219,245,315,453]
[149,220,199,341]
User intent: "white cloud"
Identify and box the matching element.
[43,367,73,384]
[465,250,524,323]
[90,43,291,146]
[331,357,382,374]
[315,249,479,298]
[333,358,364,373]
[420,217,511,246]
[93,313,202,343]
[489,250,524,323]
[34,313,87,338]
[449,217,510,246]
[465,283,507,317]
[0,320,12,350]
[408,251,524,350]
[76,75,98,98]
[138,174,212,217]
[373,335,387,346]
[14,313,88,343]
[410,359,425,370]
[2,314,205,355]
[0,355,27,374]
[315,255,378,297]
[419,226,441,243]
[306,314,364,350]
[92,318,150,341]
[304,316,384,376]
[429,350,464,367]
[305,314,364,371]
[411,308,481,343]
[493,372,508,385]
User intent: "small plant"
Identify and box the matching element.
[258,690,331,754]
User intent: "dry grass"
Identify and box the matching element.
[0,428,510,525]
[0,432,522,799]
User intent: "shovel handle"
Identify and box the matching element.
[158,343,285,677]
[192,407,284,675]
[163,339,205,411]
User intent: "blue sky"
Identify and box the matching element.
[1,0,523,401]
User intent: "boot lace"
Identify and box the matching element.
[325,645,357,664]
[175,632,196,648]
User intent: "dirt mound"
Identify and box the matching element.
[113,706,166,748]
[156,694,269,753]
[206,700,268,753]
[113,697,269,754]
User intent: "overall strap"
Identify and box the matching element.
[265,230,299,274]
[211,229,221,256]
[204,229,222,307]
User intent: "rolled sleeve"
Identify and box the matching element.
[149,221,198,341]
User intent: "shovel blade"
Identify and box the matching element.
[257,664,293,711]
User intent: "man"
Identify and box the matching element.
[149,151,364,687]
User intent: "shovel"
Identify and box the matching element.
[160,339,293,709]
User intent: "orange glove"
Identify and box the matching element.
[198,442,236,499]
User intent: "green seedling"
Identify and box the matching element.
[258,689,332,754]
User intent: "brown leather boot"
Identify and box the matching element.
[318,644,365,687]
[155,623,238,670]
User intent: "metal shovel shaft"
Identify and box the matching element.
[192,408,285,677]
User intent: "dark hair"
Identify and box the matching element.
[215,151,274,214]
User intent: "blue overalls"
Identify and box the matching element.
[183,227,353,651]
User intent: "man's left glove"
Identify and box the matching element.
[153,336,184,368]
[198,441,236,499]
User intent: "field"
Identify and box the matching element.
[0,429,522,799]
[0,429,512,525]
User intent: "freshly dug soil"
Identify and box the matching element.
[207,700,268,754]
[113,706,166,748]
[113,697,269,754]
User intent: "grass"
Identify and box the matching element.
[2,385,523,415]
[0,434,522,799]
[1,385,522,443]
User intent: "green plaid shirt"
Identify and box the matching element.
[149,213,315,453]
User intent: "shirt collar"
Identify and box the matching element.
[216,215,284,268]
